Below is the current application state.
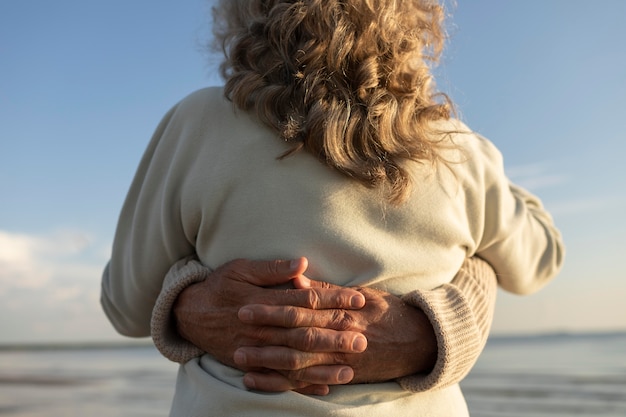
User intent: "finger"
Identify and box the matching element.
[228,257,309,287]
[243,365,353,392]
[264,287,365,310]
[234,346,350,370]
[294,384,330,396]
[280,365,355,385]
[242,371,330,395]
[239,323,367,352]
[292,274,338,289]
[239,304,366,335]
[255,256,307,281]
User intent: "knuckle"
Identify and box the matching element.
[331,352,348,365]
[263,259,281,276]
[284,353,303,370]
[284,306,301,327]
[335,334,346,351]
[306,289,322,309]
[299,327,319,351]
[331,310,356,331]
[332,291,351,309]
[253,327,273,345]
[284,368,307,382]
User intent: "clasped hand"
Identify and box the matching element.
[173,257,436,395]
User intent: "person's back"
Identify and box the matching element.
[109,86,561,416]
[101,0,564,415]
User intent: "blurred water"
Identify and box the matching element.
[0,333,624,416]
[0,345,177,417]
[462,332,626,417]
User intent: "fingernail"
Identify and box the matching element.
[234,350,247,365]
[290,259,301,270]
[350,294,365,308]
[338,367,354,384]
[243,374,256,390]
[352,336,367,352]
[238,307,253,322]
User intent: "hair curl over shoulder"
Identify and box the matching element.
[212,0,455,204]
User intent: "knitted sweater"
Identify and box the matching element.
[101,87,564,416]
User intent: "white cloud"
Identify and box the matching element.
[51,286,83,302]
[0,229,119,343]
[0,229,95,291]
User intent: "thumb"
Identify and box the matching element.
[292,275,341,290]
[239,257,309,287]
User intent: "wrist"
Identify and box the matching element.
[150,257,209,363]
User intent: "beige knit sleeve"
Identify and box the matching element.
[397,256,497,392]
[151,257,210,363]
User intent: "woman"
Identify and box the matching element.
[101,0,564,415]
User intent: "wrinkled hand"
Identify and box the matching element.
[173,257,367,395]
[237,279,437,389]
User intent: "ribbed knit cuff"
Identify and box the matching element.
[151,257,211,363]
[397,257,497,392]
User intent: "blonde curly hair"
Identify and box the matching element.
[212,0,454,204]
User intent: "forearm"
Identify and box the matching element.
[398,256,497,391]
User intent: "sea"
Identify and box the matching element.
[0,332,624,417]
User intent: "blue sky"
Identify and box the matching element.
[1,1,625,344]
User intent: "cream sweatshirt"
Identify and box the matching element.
[101,87,564,416]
